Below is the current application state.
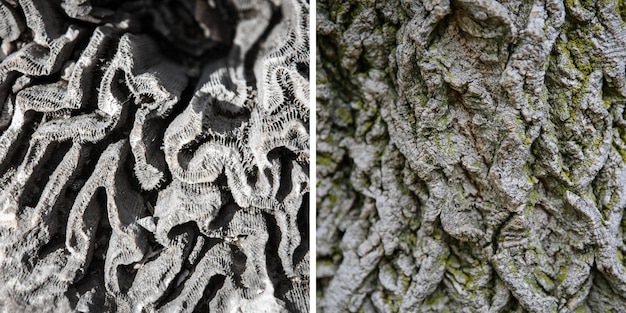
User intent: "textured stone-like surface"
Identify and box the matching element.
[0,0,309,312]
[317,0,626,312]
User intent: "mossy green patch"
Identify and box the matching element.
[319,155,334,166]
[556,269,568,284]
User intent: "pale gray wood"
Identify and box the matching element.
[317,0,626,312]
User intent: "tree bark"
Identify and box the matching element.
[317,0,626,312]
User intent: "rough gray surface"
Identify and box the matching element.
[0,0,309,312]
[317,0,626,312]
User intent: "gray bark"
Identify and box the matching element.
[0,0,310,312]
[317,0,626,312]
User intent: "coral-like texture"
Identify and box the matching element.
[317,0,626,312]
[0,0,309,312]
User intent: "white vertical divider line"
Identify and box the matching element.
[309,0,317,311]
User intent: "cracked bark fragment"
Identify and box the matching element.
[0,0,309,312]
[317,0,626,312]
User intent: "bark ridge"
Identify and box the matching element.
[317,0,626,312]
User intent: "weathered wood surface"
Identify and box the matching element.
[317,0,626,312]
